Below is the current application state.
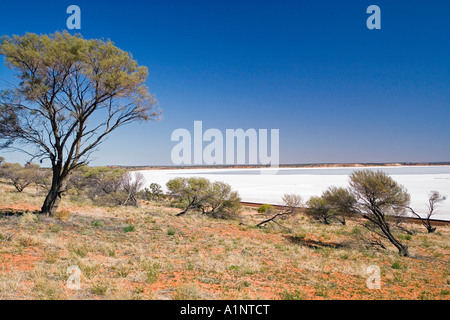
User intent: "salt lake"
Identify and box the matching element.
[137,166,450,221]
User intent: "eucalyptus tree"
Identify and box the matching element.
[0,32,159,215]
[307,187,356,225]
[348,170,411,257]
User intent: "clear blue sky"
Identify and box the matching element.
[0,0,449,166]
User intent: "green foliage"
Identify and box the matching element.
[166,177,242,218]
[351,226,362,235]
[203,181,242,218]
[349,170,410,210]
[0,31,160,215]
[398,234,412,241]
[123,225,136,233]
[391,261,404,270]
[91,220,104,228]
[0,32,155,112]
[349,170,411,257]
[138,182,164,201]
[257,204,274,213]
[69,166,144,207]
[0,101,17,149]
[0,162,48,192]
[146,263,161,283]
[279,289,307,300]
[91,282,109,296]
[307,186,354,225]
[307,196,330,223]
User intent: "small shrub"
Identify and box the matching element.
[91,282,109,296]
[257,204,274,213]
[92,220,104,228]
[146,263,161,283]
[296,232,306,240]
[55,210,71,222]
[33,280,61,300]
[48,224,62,233]
[418,291,432,300]
[398,234,412,241]
[117,265,131,278]
[68,242,89,257]
[280,289,307,300]
[167,228,176,236]
[43,250,59,264]
[352,227,362,236]
[123,225,136,233]
[167,177,242,218]
[422,238,432,248]
[107,248,116,257]
[18,234,39,247]
[80,263,100,279]
[173,284,203,300]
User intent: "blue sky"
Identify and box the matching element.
[0,0,449,166]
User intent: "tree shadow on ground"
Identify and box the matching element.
[0,208,40,217]
[284,235,347,249]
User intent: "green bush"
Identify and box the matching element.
[391,261,403,269]
[123,225,136,233]
[69,166,144,207]
[257,204,274,213]
[166,177,242,218]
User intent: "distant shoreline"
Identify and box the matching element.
[115,162,450,171]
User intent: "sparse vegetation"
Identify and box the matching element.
[0,167,448,300]
[319,170,413,257]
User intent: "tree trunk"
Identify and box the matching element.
[176,207,190,216]
[41,173,68,216]
[374,214,410,258]
[427,226,436,233]
[425,220,436,233]
[397,244,410,257]
[257,213,282,227]
[387,232,410,257]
